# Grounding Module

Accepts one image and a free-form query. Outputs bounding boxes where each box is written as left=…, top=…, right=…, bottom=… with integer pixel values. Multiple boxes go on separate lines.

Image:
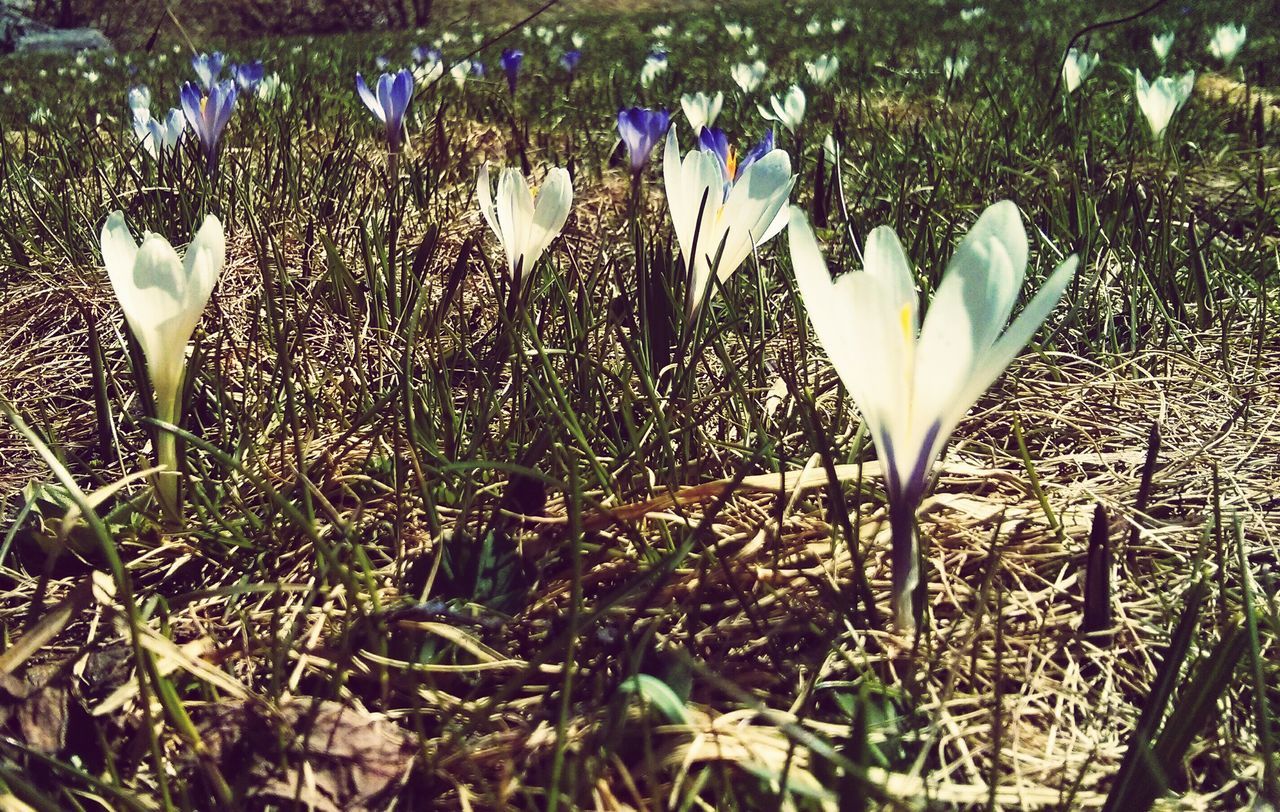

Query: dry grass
left=3, top=247, right=1274, bottom=805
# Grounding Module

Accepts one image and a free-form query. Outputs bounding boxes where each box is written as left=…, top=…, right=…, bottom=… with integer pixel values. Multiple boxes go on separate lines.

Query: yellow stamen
left=726, top=146, right=738, bottom=180
left=199, top=96, right=208, bottom=115
left=899, top=302, right=912, bottom=340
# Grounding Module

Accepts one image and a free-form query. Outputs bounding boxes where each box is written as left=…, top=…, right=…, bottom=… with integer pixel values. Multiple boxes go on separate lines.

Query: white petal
left=712, top=149, right=794, bottom=282
left=476, top=164, right=500, bottom=239
left=863, top=225, right=916, bottom=332
left=788, top=209, right=910, bottom=465
left=525, top=167, right=572, bottom=273
left=129, top=235, right=190, bottom=412
left=101, top=211, right=139, bottom=298
left=681, top=150, right=729, bottom=314
left=180, top=215, right=225, bottom=329
left=951, top=255, right=1079, bottom=419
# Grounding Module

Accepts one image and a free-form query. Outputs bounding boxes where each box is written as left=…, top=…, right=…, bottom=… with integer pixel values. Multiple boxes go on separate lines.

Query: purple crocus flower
left=180, top=79, right=237, bottom=171
left=501, top=49, right=523, bottom=94
left=560, top=49, right=581, bottom=73
left=191, top=52, right=224, bottom=90
left=231, top=60, right=264, bottom=93
left=617, top=107, right=670, bottom=175
left=412, top=45, right=441, bottom=64
left=698, top=126, right=729, bottom=160
left=355, top=69, right=415, bottom=152
left=696, top=127, right=777, bottom=198
left=471, top=61, right=486, bottom=77
left=735, top=129, right=775, bottom=179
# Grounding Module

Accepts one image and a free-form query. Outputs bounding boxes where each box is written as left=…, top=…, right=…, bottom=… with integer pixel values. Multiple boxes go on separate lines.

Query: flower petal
left=951, top=254, right=1079, bottom=421
left=525, top=167, right=573, bottom=273
left=355, top=73, right=382, bottom=120
left=863, top=225, right=917, bottom=331
left=477, top=164, right=500, bottom=239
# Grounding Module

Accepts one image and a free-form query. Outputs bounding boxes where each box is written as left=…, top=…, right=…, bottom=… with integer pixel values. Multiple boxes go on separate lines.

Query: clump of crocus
left=230, top=60, right=264, bottom=93
left=412, top=57, right=444, bottom=87
left=134, top=109, right=185, bottom=160
left=355, top=69, right=415, bottom=152
left=731, top=60, right=767, bottom=94
left=412, top=45, right=441, bottom=65
left=191, top=51, right=224, bottom=89
left=476, top=164, right=573, bottom=293
left=758, top=85, right=805, bottom=134
left=617, top=107, right=671, bottom=178
left=560, top=49, right=582, bottom=75
left=501, top=49, right=523, bottom=95
left=101, top=211, right=226, bottom=520
left=944, top=55, right=970, bottom=83
left=680, top=91, right=722, bottom=133
left=127, top=85, right=183, bottom=159
left=1062, top=48, right=1100, bottom=94
left=127, top=85, right=150, bottom=124
left=257, top=72, right=289, bottom=103
left=806, top=54, right=839, bottom=86
left=1207, top=23, right=1246, bottom=67
left=640, top=50, right=668, bottom=88
left=787, top=202, right=1078, bottom=630
left=450, top=60, right=472, bottom=89
left=663, top=125, right=794, bottom=319
left=1135, top=69, right=1195, bottom=142
left=180, top=79, right=237, bottom=171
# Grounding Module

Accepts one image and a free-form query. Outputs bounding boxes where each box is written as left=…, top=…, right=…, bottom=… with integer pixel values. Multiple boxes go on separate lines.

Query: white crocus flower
left=806, top=54, right=839, bottom=86
left=1062, top=49, right=1100, bottom=94
left=572, top=32, right=586, bottom=48
left=1135, top=69, right=1195, bottom=142
left=640, top=52, right=669, bottom=88
left=725, top=22, right=744, bottom=39
left=450, top=59, right=471, bottom=88
left=476, top=165, right=573, bottom=291
left=959, top=6, right=985, bottom=21
left=127, top=85, right=151, bottom=124
left=758, top=85, right=805, bottom=133
left=680, top=91, right=723, bottom=133
left=788, top=202, right=1078, bottom=630
left=662, top=126, right=794, bottom=319
left=1151, top=32, right=1174, bottom=63
left=822, top=133, right=838, bottom=167
left=101, top=212, right=226, bottom=518
left=257, top=73, right=290, bottom=103
left=413, top=58, right=444, bottom=87
left=830, top=18, right=846, bottom=33
left=806, top=18, right=822, bottom=35
left=133, top=108, right=184, bottom=159
left=651, top=24, right=673, bottom=40
left=731, top=60, right=767, bottom=94
left=1207, top=24, right=1246, bottom=66
left=944, top=55, right=970, bottom=83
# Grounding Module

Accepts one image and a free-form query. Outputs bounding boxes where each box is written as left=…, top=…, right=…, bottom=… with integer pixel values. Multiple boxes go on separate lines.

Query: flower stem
left=889, top=498, right=920, bottom=632
left=154, top=395, right=181, bottom=522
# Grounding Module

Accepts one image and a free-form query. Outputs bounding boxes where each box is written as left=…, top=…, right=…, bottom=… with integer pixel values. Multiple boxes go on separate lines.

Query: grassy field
left=0, top=0, right=1277, bottom=808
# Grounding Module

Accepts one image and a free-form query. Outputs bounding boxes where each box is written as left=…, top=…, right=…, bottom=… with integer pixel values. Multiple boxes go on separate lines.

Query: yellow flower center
left=725, top=146, right=738, bottom=180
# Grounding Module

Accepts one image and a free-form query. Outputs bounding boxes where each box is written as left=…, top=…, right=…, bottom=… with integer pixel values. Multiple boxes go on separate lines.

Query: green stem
left=154, top=392, right=181, bottom=522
